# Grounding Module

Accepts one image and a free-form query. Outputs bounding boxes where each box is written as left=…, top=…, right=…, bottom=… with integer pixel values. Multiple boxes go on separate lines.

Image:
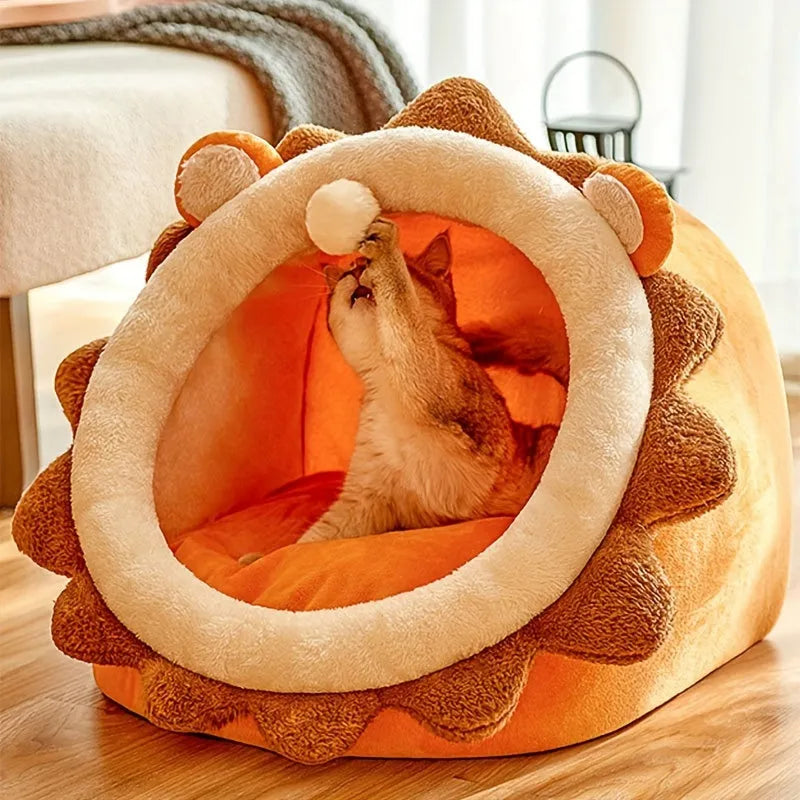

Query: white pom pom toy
left=305, top=179, right=381, bottom=255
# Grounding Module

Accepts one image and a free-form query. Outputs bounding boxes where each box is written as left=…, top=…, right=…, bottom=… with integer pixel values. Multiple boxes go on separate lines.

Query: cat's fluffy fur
left=297, top=219, right=562, bottom=543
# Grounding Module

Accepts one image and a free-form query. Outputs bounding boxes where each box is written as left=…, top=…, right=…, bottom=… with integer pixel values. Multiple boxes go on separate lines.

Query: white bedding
left=0, top=42, right=271, bottom=295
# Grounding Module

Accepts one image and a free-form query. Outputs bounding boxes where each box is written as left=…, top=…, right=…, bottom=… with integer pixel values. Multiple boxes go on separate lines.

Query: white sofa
left=0, top=42, right=272, bottom=503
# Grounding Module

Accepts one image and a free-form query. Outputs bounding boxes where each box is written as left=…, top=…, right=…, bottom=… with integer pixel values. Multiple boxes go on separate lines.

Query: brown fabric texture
left=276, top=124, right=346, bottom=162
left=379, top=628, right=535, bottom=741
left=14, top=262, right=734, bottom=763
left=13, top=339, right=107, bottom=576
left=142, top=660, right=250, bottom=732
left=250, top=689, right=381, bottom=765
left=643, top=270, right=724, bottom=398
left=11, top=450, right=83, bottom=577
left=54, top=338, right=107, bottom=432
left=619, top=391, right=736, bottom=527
left=385, top=77, right=599, bottom=188
left=142, top=659, right=381, bottom=764
left=52, top=572, right=153, bottom=668
left=537, top=530, right=673, bottom=664
left=146, top=222, right=192, bottom=282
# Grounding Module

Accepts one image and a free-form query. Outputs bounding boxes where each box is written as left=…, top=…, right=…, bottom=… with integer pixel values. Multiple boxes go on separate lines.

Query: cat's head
left=325, top=229, right=456, bottom=375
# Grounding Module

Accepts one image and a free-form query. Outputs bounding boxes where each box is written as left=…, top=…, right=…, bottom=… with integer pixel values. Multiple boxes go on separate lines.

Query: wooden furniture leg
left=1, top=294, right=39, bottom=506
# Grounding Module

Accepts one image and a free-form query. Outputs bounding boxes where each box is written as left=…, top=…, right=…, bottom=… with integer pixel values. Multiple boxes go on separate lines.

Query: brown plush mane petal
left=13, top=339, right=107, bottom=574
left=384, top=78, right=599, bottom=188
left=52, top=573, right=153, bottom=668
left=618, top=391, right=736, bottom=527
left=142, top=661, right=249, bottom=732
left=380, top=628, right=536, bottom=742
left=250, top=690, right=380, bottom=765
left=537, top=530, right=673, bottom=663
left=146, top=221, right=192, bottom=282
left=276, top=124, right=346, bottom=162
left=644, top=271, right=724, bottom=398
left=55, top=338, right=107, bottom=431
left=12, top=450, right=83, bottom=577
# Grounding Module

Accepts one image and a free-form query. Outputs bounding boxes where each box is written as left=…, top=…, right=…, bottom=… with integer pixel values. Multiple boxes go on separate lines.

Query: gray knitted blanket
left=0, top=0, right=418, bottom=138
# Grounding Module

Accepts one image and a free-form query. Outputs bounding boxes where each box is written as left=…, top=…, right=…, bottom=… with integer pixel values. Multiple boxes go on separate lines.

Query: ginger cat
left=295, top=218, right=565, bottom=543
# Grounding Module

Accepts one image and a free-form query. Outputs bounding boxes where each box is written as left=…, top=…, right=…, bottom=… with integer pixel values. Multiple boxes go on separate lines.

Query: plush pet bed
left=14, top=78, right=792, bottom=764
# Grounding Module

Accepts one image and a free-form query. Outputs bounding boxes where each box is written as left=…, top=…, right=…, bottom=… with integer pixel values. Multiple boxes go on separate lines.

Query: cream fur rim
left=71, top=128, right=653, bottom=693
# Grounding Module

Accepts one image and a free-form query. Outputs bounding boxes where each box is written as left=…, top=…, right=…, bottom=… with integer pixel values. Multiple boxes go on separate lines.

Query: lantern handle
left=541, top=50, right=642, bottom=128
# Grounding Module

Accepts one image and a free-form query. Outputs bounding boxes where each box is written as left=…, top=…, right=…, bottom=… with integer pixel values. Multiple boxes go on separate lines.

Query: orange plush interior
left=153, top=213, right=567, bottom=610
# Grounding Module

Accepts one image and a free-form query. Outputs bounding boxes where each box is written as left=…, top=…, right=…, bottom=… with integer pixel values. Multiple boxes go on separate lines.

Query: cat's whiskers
left=295, top=263, right=328, bottom=279
left=290, top=289, right=333, bottom=301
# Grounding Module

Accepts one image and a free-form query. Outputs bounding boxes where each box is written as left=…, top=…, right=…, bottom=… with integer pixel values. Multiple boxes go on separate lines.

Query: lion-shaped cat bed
left=13, top=78, right=791, bottom=764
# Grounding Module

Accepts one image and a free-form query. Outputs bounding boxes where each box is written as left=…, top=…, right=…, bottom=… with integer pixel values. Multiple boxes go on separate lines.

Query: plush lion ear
left=581, top=162, right=675, bottom=277
left=174, top=131, right=283, bottom=227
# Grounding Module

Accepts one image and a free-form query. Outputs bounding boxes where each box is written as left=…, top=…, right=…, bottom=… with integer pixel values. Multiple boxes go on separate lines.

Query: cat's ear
left=417, top=231, right=453, bottom=277
left=322, top=263, right=344, bottom=290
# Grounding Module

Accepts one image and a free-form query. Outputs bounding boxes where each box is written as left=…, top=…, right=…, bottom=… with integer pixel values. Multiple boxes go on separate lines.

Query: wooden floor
left=1, top=267, right=799, bottom=799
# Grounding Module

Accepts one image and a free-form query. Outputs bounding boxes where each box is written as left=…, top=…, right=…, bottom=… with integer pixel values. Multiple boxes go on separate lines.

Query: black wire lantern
left=541, top=51, right=683, bottom=198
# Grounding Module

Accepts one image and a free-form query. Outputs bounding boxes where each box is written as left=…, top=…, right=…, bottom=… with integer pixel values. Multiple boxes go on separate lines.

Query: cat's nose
left=348, top=259, right=368, bottom=282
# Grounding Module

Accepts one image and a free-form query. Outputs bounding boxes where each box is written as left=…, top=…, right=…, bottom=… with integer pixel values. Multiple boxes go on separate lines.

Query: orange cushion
left=171, top=472, right=512, bottom=610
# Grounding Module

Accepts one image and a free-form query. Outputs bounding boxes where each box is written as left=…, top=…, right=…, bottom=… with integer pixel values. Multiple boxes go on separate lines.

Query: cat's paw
left=359, top=218, right=398, bottom=261
left=359, top=219, right=407, bottom=296
left=296, top=526, right=335, bottom=544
